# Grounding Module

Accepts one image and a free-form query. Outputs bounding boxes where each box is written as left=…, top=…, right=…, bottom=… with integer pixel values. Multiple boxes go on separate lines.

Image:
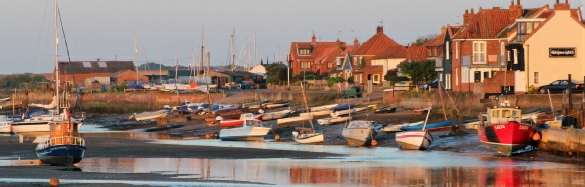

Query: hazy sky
left=0, top=0, right=579, bottom=74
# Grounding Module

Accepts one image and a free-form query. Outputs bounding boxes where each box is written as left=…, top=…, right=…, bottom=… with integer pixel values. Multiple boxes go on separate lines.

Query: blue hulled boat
left=331, top=104, right=355, bottom=111
left=36, top=121, right=86, bottom=166
left=400, top=120, right=453, bottom=132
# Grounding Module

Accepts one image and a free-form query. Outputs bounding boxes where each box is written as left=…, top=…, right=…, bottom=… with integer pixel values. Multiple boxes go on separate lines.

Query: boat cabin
left=243, top=119, right=264, bottom=127
left=484, top=107, right=522, bottom=125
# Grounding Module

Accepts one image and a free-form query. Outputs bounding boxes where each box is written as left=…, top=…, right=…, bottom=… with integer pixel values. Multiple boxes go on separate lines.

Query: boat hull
left=277, top=115, right=313, bottom=126
left=36, top=145, right=85, bottom=166
left=294, top=133, right=324, bottom=144
left=341, top=128, right=374, bottom=146
left=396, top=131, right=433, bottom=150
left=134, top=110, right=169, bottom=121
left=317, top=116, right=351, bottom=125
left=219, top=127, right=271, bottom=141
left=478, top=121, right=536, bottom=156
left=262, top=110, right=292, bottom=121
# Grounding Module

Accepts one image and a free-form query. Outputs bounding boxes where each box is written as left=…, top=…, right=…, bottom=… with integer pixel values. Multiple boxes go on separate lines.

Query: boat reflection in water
left=74, top=157, right=585, bottom=186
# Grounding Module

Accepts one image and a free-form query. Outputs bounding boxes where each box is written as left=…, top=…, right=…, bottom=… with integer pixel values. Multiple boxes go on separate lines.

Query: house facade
left=57, top=60, right=145, bottom=87
left=448, top=5, right=519, bottom=92
left=507, top=1, right=585, bottom=91
left=351, top=26, right=407, bottom=85
left=288, top=34, right=349, bottom=77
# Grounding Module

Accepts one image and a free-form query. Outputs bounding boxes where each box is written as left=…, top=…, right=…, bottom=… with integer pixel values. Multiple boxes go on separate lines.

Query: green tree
left=413, top=34, right=438, bottom=46
left=397, top=60, right=437, bottom=84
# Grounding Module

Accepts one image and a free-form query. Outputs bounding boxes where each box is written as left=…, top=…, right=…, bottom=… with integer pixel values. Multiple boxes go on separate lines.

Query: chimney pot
left=471, top=8, right=475, bottom=14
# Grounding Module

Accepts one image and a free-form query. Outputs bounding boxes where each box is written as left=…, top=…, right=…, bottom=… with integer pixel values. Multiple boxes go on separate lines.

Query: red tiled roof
left=289, top=41, right=341, bottom=61
left=405, top=46, right=428, bottom=62
left=352, top=32, right=403, bottom=57
left=353, top=65, right=382, bottom=74
left=376, top=46, right=407, bottom=59
left=423, top=33, right=445, bottom=47
left=314, top=47, right=336, bottom=63
left=454, top=9, right=511, bottom=39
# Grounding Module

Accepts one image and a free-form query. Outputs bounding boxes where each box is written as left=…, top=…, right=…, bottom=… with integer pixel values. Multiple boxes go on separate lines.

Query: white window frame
left=513, top=49, right=518, bottom=64
left=455, top=42, right=459, bottom=59
left=473, top=41, right=487, bottom=64
left=534, top=72, right=539, bottom=84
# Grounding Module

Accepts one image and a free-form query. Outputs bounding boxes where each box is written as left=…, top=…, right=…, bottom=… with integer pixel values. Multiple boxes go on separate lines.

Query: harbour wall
left=541, top=128, right=585, bottom=156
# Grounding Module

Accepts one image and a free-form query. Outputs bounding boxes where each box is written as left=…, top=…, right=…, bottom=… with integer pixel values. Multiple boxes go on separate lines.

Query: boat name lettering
left=494, top=125, right=505, bottom=130
left=519, top=125, right=529, bottom=130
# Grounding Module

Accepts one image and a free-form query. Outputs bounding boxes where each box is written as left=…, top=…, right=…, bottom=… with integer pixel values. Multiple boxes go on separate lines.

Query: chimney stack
left=311, top=33, right=316, bottom=43
left=554, top=0, right=571, bottom=10
left=509, top=0, right=523, bottom=23
left=463, top=9, right=476, bottom=25
left=376, top=26, right=383, bottom=34
left=353, top=38, right=359, bottom=47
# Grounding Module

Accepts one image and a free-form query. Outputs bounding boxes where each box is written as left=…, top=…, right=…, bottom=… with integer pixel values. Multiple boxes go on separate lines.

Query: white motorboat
left=0, top=116, right=12, bottom=133
left=263, top=101, right=290, bottom=109
left=317, top=116, right=352, bottom=125
left=131, top=109, right=169, bottom=121
left=341, top=120, right=376, bottom=146
left=381, top=121, right=424, bottom=133
left=12, top=110, right=82, bottom=134
left=310, top=104, right=338, bottom=112
left=262, top=109, right=293, bottom=121
left=395, top=131, right=433, bottom=150
left=219, top=119, right=271, bottom=141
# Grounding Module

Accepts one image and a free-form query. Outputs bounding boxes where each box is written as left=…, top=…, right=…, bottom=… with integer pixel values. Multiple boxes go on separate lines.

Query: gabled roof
left=59, top=61, right=135, bottom=74
left=289, top=40, right=346, bottom=61
left=353, top=65, right=382, bottom=74
left=454, top=9, right=511, bottom=39
left=423, top=32, right=445, bottom=47
left=352, top=27, right=405, bottom=58
left=405, top=46, right=428, bottom=62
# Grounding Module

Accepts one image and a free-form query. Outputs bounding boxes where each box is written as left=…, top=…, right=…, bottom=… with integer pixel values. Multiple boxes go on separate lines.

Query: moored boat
left=262, top=109, right=294, bottom=121
left=396, top=131, right=433, bottom=150
left=400, top=120, right=452, bottom=132
left=131, top=109, right=169, bottom=121
left=219, top=113, right=263, bottom=128
left=300, top=110, right=332, bottom=118
left=36, top=120, right=86, bottom=166
left=0, top=116, right=13, bottom=133
left=219, top=119, right=271, bottom=141
left=310, top=104, right=338, bottom=112
left=477, top=103, right=539, bottom=156
left=317, top=116, right=352, bottom=125
left=277, top=114, right=313, bottom=126
left=341, top=120, right=376, bottom=146
left=382, top=121, right=424, bottom=132
left=263, top=100, right=290, bottom=109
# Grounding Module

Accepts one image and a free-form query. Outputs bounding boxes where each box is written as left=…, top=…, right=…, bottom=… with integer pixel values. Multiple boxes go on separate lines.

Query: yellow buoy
left=49, top=178, right=60, bottom=187
left=371, top=140, right=378, bottom=146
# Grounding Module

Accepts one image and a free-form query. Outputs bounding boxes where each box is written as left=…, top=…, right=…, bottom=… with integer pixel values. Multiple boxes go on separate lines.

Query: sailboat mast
left=230, top=28, right=235, bottom=71
left=54, top=0, right=60, bottom=111
left=133, top=33, right=139, bottom=85
left=200, top=26, right=205, bottom=77
left=300, top=82, right=315, bottom=134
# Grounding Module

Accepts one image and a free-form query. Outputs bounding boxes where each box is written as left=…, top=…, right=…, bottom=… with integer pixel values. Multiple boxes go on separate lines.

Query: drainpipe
left=526, top=44, right=530, bottom=93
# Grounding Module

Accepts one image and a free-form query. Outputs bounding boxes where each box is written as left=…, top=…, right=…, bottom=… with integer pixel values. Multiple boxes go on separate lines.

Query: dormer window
left=299, top=48, right=311, bottom=56
left=517, top=20, right=541, bottom=42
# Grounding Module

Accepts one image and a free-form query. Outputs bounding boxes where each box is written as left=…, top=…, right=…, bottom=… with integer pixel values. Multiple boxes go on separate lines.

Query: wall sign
left=549, top=48, right=575, bottom=57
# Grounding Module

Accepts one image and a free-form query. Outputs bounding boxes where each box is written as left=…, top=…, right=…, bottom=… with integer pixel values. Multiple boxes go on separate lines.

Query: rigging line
left=58, top=5, right=80, bottom=111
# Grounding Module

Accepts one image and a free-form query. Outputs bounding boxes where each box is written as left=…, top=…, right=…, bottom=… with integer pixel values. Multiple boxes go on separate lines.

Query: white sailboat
left=292, top=82, right=324, bottom=144
left=395, top=108, right=433, bottom=150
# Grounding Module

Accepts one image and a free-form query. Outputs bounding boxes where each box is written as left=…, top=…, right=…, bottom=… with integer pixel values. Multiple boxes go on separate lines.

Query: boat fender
left=371, top=140, right=378, bottom=146
left=275, top=135, right=281, bottom=141
left=292, top=131, right=299, bottom=138
left=49, top=178, right=60, bottom=187
left=533, top=132, right=541, bottom=141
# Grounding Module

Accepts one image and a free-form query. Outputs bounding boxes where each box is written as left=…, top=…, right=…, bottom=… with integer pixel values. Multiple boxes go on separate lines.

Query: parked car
left=420, top=79, right=438, bottom=89
left=538, top=80, right=584, bottom=94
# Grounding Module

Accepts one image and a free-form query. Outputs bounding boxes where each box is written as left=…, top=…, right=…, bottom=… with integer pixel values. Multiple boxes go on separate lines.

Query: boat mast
left=230, top=28, right=235, bottom=71
left=300, top=82, right=315, bottom=134
left=200, top=25, right=205, bottom=77
left=54, top=0, right=60, bottom=112
left=134, top=33, right=138, bottom=85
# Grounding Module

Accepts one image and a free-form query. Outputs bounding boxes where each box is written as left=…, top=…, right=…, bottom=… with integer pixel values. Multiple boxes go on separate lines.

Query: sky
left=0, top=0, right=581, bottom=74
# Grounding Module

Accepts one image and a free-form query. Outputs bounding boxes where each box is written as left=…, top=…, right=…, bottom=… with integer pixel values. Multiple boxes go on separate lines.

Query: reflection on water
left=73, top=157, right=585, bottom=186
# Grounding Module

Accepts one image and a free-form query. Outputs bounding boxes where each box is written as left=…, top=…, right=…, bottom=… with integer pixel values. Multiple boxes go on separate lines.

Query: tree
left=358, top=58, right=366, bottom=69
left=397, top=60, right=437, bottom=84
left=413, top=34, right=438, bottom=46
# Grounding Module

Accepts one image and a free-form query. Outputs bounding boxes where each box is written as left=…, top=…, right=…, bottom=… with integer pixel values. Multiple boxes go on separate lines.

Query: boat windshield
left=490, top=108, right=521, bottom=124
left=244, top=120, right=262, bottom=127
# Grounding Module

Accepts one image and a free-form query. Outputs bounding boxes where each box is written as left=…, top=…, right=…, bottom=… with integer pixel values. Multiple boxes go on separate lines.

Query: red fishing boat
left=219, top=113, right=263, bottom=128
left=477, top=102, right=540, bottom=156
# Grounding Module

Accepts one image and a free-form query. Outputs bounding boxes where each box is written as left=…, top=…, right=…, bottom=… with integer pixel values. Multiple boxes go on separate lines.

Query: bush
left=527, top=85, right=538, bottom=94
left=347, top=76, right=354, bottom=84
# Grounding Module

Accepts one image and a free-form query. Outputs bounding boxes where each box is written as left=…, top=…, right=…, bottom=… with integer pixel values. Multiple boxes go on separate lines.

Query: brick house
left=57, top=60, right=146, bottom=87
left=288, top=34, right=350, bottom=77
left=111, top=70, right=148, bottom=85
left=351, top=26, right=407, bottom=84
left=448, top=5, right=519, bottom=92
left=438, top=24, right=462, bottom=90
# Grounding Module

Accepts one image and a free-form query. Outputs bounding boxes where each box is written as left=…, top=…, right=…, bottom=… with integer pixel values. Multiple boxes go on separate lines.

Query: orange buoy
left=274, top=135, right=281, bottom=141
left=49, top=178, right=60, bottom=187
left=533, top=133, right=541, bottom=141
left=205, top=134, right=211, bottom=139
left=371, top=140, right=378, bottom=146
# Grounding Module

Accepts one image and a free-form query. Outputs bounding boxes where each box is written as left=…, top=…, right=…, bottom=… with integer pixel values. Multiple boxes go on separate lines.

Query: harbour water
left=1, top=123, right=584, bottom=186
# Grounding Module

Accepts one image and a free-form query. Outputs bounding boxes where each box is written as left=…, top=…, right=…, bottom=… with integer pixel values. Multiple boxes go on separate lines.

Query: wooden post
left=569, top=74, right=572, bottom=117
